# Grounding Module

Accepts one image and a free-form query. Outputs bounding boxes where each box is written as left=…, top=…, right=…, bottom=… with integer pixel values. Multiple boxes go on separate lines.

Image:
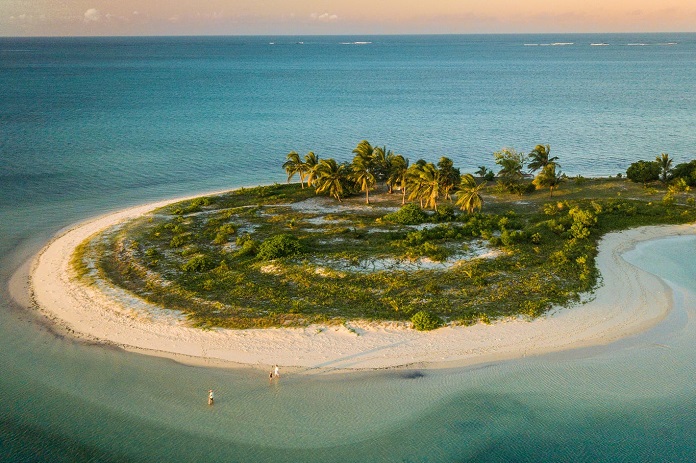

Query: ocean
left=1, top=34, right=696, bottom=462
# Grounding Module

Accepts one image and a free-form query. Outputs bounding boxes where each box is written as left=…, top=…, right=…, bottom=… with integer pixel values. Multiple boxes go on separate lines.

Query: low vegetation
left=71, top=142, right=696, bottom=330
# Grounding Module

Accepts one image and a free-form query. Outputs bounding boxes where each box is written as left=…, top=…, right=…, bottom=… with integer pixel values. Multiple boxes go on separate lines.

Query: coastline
left=27, top=193, right=696, bottom=372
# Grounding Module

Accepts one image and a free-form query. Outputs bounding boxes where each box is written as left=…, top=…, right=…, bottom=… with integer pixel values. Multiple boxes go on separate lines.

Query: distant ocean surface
left=2, top=33, right=696, bottom=212
left=1, top=34, right=696, bottom=462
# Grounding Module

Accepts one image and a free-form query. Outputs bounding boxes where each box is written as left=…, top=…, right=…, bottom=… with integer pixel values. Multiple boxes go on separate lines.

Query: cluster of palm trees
left=282, top=140, right=487, bottom=213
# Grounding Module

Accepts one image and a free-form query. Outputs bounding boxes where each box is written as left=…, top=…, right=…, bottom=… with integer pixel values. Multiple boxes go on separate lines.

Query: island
left=30, top=143, right=696, bottom=370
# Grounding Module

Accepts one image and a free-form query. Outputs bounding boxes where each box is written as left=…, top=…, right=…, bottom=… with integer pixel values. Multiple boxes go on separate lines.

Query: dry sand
left=28, top=195, right=696, bottom=372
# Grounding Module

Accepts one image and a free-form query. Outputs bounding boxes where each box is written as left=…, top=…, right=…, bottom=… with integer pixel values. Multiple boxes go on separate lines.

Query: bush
left=213, top=223, right=236, bottom=245
left=170, top=233, right=191, bottom=248
left=500, top=229, right=526, bottom=246
left=411, top=310, right=443, bottom=331
left=568, top=206, right=596, bottom=240
left=435, top=204, right=455, bottom=222
left=626, top=160, right=660, bottom=185
left=382, top=203, right=428, bottom=225
left=671, top=160, right=696, bottom=186
left=182, top=254, right=215, bottom=272
left=419, top=242, right=450, bottom=261
left=235, top=234, right=258, bottom=257
left=257, top=234, right=302, bottom=261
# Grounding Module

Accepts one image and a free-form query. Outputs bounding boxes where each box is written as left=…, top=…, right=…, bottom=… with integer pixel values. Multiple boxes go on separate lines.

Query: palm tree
left=455, top=174, right=486, bottom=213
left=371, top=146, right=392, bottom=185
left=314, top=159, right=351, bottom=202
left=656, top=152, right=673, bottom=183
left=350, top=155, right=376, bottom=204
left=437, top=156, right=461, bottom=200
left=408, top=162, right=440, bottom=211
left=387, top=155, right=410, bottom=203
left=282, top=151, right=308, bottom=188
left=304, top=151, right=320, bottom=187
left=532, top=162, right=563, bottom=197
left=528, top=144, right=559, bottom=173
left=406, top=160, right=428, bottom=207
left=352, top=140, right=374, bottom=166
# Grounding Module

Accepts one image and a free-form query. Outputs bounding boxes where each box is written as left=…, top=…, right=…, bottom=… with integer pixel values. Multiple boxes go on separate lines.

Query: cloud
left=84, top=8, right=101, bottom=22
left=310, top=13, right=338, bottom=22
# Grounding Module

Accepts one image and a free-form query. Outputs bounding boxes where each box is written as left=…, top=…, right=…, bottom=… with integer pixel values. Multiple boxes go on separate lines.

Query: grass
left=71, top=180, right=696, bottom=329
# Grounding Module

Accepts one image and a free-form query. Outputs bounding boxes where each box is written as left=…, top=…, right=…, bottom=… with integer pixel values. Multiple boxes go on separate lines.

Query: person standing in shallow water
left=269, top=365, right=280, bottom=380
left=208, top=389, right=214, bottom=405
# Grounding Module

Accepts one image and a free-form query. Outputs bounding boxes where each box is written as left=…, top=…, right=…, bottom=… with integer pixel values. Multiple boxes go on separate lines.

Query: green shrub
left=170, top=233, right=191, bottom=248
left=671, top=160, right=696, bottom=186
left=411, top=310, right=443, bottom=331
left=257, top=234, right=302, bottom=260
left=382, top=203, right=428, bottom=225
left=236, top=233, right=253, bottom=246
left=213, top=223, right=237, bottom=244
left=182, top=254, right=215, bottom=272
left=235, top=234, right=258, bottom=257
left=509, top=182, right=536, bottom=196
left=420, top=242, right=450, bottom=261
left=435, top=204, right=455, bottom=222
left=501, top=229, right=526, bottom=246
left=626, top=160, right=660, bottom=185
left=568, top=207, right=596, bottom=240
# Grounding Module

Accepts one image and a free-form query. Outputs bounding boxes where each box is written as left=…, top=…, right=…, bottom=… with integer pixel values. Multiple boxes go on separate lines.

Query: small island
left=70, top=142, right=696, bottom=331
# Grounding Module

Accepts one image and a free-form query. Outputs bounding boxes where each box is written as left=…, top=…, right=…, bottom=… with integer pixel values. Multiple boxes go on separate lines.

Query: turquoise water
left=2, top=34, right=696, bottom=461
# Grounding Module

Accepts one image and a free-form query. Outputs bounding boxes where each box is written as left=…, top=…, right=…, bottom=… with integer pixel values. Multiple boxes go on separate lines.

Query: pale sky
left=1, top=0, right=695, bottom=36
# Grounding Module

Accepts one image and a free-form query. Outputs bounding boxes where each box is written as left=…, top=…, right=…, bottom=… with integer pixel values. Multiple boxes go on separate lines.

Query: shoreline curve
left=27, top=192, right=696, bottom=372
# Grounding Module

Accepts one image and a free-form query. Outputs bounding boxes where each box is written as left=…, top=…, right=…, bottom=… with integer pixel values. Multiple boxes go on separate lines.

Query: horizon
left=2, top=1, right=695, bottom=37
left=2, top=31, right=695, bottom=40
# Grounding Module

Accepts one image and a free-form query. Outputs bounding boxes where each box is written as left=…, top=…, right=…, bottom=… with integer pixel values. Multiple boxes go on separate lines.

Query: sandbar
left=28, top=194, right=696, bottom=371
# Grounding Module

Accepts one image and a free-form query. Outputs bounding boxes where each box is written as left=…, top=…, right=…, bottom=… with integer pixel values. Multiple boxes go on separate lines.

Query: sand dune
left=29, top=196, right=696, bottom=371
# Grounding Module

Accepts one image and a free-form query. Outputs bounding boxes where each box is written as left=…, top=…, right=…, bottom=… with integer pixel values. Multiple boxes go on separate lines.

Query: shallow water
left=2, top=34, right=696, bottom=461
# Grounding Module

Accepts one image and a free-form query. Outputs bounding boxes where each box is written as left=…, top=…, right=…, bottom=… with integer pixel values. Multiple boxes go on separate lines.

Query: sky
left=1, top=0, right=695, bottom=36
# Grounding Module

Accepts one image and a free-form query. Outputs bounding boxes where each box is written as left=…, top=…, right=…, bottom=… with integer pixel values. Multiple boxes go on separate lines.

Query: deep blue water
left=1, top=34, right=696, bottom=462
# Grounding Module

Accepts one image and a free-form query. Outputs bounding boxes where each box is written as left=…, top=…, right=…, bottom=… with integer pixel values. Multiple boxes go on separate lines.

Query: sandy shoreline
left=27, top=194, right=696, bottom=372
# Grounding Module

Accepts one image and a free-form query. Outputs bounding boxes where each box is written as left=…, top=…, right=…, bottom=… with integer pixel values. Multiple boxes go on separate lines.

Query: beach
left=27, top=195, right=695, bottom=372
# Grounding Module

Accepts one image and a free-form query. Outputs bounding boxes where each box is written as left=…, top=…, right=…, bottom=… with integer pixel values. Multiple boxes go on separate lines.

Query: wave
left=590, top=43, right=609, bottom=46
left=340, top=41, right=372, bottom=45
left=525, top=42, right=574, bottom=46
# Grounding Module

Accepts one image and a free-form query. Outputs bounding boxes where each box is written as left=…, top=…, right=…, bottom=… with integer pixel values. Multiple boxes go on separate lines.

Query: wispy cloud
left=310, top=13, right=338, bottom=22
left=84, top=8, right=101, bottom=22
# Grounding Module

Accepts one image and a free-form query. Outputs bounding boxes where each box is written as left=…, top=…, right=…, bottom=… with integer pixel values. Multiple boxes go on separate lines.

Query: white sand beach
left=28, top=195, right=696, bottom=371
